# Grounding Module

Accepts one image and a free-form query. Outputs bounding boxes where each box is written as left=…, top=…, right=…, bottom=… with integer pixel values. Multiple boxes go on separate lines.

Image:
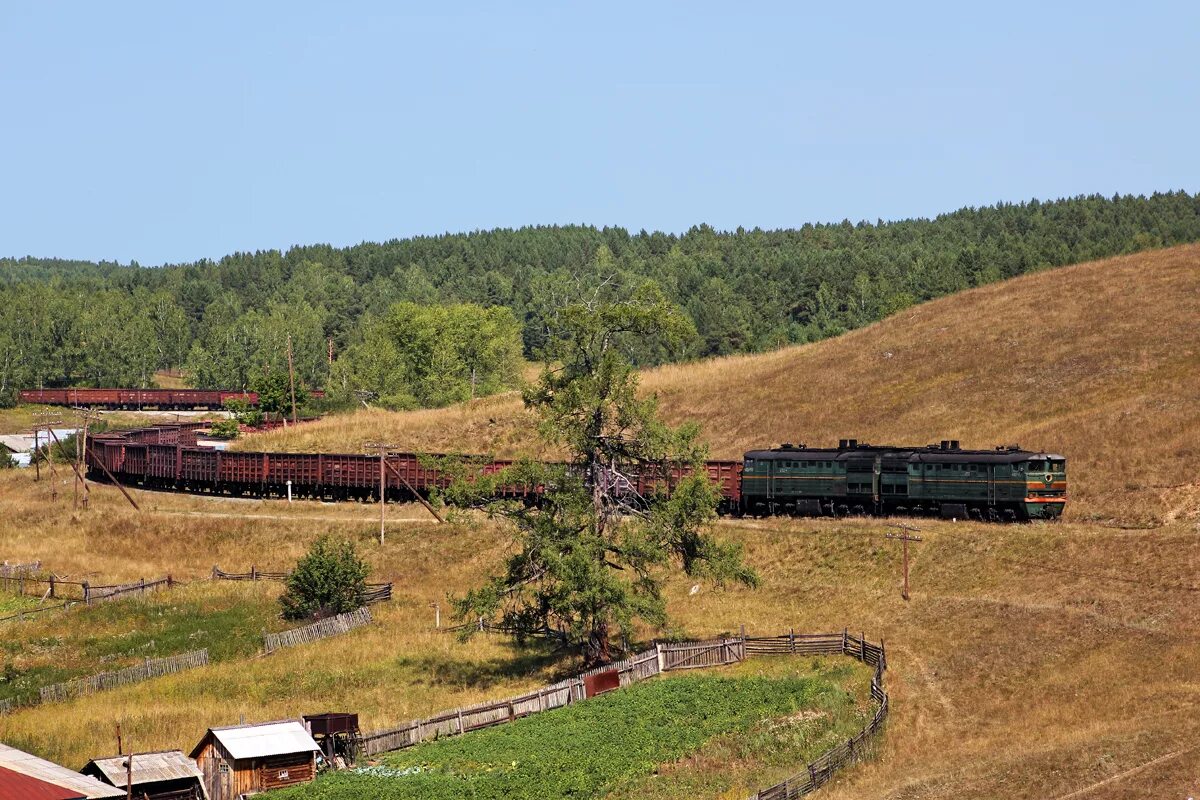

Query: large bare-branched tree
left=445, top=281, right=758, bottom=666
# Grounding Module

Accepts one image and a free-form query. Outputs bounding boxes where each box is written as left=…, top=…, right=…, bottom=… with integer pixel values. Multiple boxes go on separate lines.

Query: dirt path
left=1050, top=747, right=1193, bottom=799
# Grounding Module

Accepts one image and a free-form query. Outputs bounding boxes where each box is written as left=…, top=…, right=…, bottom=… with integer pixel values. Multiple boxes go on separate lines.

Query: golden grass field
left=2, top=245, right=1199, bottom=797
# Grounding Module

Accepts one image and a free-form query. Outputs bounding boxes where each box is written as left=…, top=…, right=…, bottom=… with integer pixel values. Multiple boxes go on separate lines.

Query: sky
left=1, top=1, right=1197, bottom=266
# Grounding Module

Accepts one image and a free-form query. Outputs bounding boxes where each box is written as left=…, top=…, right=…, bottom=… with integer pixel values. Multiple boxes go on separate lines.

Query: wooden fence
left=743, top=631, right=888, bottom=799
left=37, top=649, right=210, bottom=704
left=84, top=576, right=175, bottom=604
left=0, top=565, right=176, bottom=623
left=1, top=649, right=211, bottom=715
left=358, top=627, right=888, bottom=798
left=263, top=608, right=373, bottom=654
left=212, top=565, right=393, bottom=605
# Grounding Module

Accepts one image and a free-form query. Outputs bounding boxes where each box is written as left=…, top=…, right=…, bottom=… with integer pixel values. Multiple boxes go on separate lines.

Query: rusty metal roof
left=190, top=720, right=319, bottom=761
left=0, top=765, right=86, bottom=800
left=82, top=750, right=202, bottom=787
left=0, top=744, right=123, bottom=799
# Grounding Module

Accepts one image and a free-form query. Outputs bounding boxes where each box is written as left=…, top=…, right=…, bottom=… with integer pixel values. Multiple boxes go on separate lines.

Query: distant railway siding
left=20, top=388, right=325, bottom=410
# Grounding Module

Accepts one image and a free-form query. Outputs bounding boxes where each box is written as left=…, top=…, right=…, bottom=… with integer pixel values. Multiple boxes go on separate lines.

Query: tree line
left=2, top=191, right=1198, bottom=407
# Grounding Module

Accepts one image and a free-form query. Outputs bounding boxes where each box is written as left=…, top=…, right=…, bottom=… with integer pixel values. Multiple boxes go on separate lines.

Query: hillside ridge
left=246, top=244, right=1200, bottom=525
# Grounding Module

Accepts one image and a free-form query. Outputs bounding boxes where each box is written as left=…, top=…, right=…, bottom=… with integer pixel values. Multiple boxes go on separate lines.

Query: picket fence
left=263, top=608, right=373, bottom=654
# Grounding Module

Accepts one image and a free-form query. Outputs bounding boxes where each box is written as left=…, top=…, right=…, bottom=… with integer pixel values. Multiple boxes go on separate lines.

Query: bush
left=208, top=418, right=240, bottom=439
left=280, top=536, right=369, bottom=621
left=223, top=397, right=264, bottom=427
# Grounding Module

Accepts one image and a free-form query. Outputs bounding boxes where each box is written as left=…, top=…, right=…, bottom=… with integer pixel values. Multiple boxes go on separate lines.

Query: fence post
left=860, top=631, right=866, bottom=662
left=655, top=642, right=665, bottom=674
left=48, top=575, right=55, bottom=599
left=251, top=565, right=257, bottom=581
left=456, top=708, right=464, bottom=734
left=842, top=627, right=848, bottom=654
left=880, top=637, right=886, bottom=670
left=83, top=580, right=90, bottom=605
left=790, top=627, right=795, bottom=654
left=139, top=577, right=146, bottom=596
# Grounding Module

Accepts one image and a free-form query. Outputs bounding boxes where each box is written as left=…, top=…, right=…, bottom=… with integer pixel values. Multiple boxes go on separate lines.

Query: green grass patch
left=275, top=659, right=871, bottom=800
left=0, top=583, right=285, bottom=704
left=0, top=593, right=41, bottom=617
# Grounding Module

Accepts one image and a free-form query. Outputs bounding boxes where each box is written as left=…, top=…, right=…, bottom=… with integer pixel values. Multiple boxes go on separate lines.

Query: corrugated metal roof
left=0, top=744, right=123, bottom=799
left=82, top=750, right=202, bottom=787
left=190, top=720, right=319, bottom=761
left=0, top=765, right=85, bottom=800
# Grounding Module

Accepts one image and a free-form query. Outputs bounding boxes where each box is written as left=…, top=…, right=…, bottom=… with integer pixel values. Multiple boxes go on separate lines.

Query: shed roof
left=0, top=744, right=123, bottom=799
left=82, top=750, right=202, bottom=787
left=0, top=765, right=86, bottom=800
left=189, top=720, right=319, bottom=761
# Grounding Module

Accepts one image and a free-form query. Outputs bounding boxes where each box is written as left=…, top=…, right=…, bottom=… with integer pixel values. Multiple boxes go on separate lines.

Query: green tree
left=330, top=302, right=522, bottom=409
left=445, top=283, right=757, bottom=666
left=280, top=536, right=369, bottom=620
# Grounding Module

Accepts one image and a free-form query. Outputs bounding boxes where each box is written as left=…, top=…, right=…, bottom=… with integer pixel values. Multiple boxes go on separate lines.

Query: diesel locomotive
left=738, top=439, right=1066, bottom=521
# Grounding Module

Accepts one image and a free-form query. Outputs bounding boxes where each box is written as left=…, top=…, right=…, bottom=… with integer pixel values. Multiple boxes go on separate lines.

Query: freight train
left=84, top=425, right=1066, bottom=521
left=19, top=388, right=324, bottom=410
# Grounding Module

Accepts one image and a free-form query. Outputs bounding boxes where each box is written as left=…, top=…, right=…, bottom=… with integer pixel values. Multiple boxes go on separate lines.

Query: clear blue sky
left=1, top=1, right=1197, bottom=266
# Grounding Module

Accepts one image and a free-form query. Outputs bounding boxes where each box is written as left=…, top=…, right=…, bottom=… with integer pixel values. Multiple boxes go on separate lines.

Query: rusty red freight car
left=20, top=388, right=261, bottom=410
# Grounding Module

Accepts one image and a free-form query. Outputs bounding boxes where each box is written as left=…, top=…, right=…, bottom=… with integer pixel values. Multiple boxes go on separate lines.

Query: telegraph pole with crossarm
left=884, top=523, right=923, bottom=601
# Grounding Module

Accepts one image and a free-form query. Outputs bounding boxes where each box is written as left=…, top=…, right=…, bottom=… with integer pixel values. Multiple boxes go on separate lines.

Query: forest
left=1, top=191, right=1198, bottom=409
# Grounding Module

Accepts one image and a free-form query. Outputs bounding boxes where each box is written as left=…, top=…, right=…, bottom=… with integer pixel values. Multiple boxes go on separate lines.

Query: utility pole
left=73, top=406, right=104, bottom=510
left=364, top=441, right=399, bottom=545
left=32, top=412, right=63, bottom=492
left=884, top=523, right=923, bottom=601
left=286, top=334, right=298, bottom=426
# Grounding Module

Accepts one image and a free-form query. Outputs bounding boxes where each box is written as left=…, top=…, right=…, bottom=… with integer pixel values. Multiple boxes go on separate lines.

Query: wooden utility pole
left=32, top=412, right=63, bottom=491
left=72, top=406, right=102, bottom=510
left=286, top=334, right=298, bottom=426
left=884, top=524, right=923, bottom=601
left=364, top=441, right=399, bottom=545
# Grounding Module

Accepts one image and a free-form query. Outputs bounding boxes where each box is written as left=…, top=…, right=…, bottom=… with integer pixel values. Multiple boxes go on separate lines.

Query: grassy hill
left=247, top=243, right=1200, bottom=527
left=1, top=245, right=1198, bottom=797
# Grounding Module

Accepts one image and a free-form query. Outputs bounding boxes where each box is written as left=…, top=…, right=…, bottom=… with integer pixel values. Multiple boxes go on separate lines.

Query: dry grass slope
left=247, top=244, right=1200, bottom=526
left=2, top=246, right=1198, bottom=797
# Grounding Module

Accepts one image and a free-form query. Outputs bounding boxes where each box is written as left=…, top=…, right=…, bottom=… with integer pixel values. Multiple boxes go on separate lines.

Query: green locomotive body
left=741, top=439, right=1065, bottom=521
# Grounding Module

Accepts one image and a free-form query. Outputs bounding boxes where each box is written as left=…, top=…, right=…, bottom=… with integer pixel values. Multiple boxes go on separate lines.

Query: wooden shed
left=189, top=720, right=319, bottom=800
left=81, top=750, right=207, bottom=800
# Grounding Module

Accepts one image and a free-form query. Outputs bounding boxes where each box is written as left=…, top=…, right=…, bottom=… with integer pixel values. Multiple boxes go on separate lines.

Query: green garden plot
left=276, top=658, right=872, bottom=800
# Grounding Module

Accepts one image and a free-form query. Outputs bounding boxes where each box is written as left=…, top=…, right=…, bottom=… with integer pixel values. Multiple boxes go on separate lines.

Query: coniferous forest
left=1, top=191, right=1198, bottom=408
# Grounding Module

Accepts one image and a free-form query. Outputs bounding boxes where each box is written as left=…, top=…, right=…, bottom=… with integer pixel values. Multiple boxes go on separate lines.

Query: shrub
left=280, top=536, right=369, bottom=621
left=223, top=397, right=264, bottom=427
left=208, top=418, right=240, bottom=439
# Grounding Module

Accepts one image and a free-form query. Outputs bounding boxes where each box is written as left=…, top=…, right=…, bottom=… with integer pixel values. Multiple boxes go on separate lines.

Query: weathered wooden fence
left=263, top=608, right=373, bottom=654
left=84, top=576, right=175, bottom=604
left=360, top=647, right=665, bottom=755
left=37, top=649, right=210, bottom=704
left=359, top=626, right=889, bottom=799
left=213, top=565, right=393, bottom=605
left=1, top=649, right=211, bottom=715
left=743, top=631, right=887, bottom=799
left=1, top=563, right=177, bottom=623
